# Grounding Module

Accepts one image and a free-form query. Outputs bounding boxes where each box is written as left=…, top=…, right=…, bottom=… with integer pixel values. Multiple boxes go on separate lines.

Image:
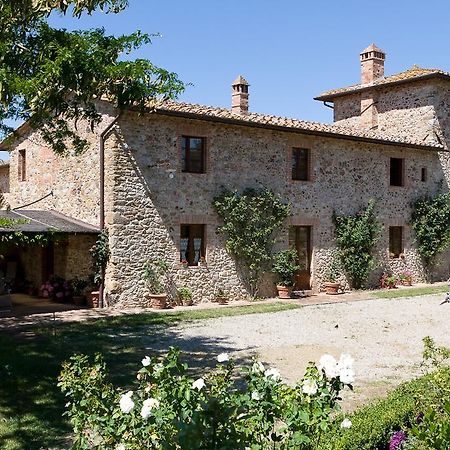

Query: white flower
left=302, top=378, right=318, bottom=395
left=251, top=391, right=261, bottom=401
left=192, top=378, right=206, bottom=390
left=116, top=445, right=125, bottom=450
left=264, top=367, right=282, bottom=381
left=340, top=418, right=352, bottom=429
left=119, top=391, right=134, bottom=414
left=217, top=353, right=229, bottom=363
left=141, top=398, right=160, bottom=419
left=338, top=353, right=354, bottom=371
left=318, top=354, right=339, bottom=379
left=339, top=368, right=355, bottom=384
left=141, top=356, right=151, bottom=367
left=252, top=361, right=265, bottom=373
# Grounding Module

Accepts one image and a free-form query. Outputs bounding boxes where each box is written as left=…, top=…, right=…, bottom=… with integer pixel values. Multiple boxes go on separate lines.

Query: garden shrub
left=333, top=200, right=381, bottom=289
left=213, top=188, right=290, bottom=297
left=411, top=193, right=450, bottom=271
left=59, top=349, right=355, bottom=449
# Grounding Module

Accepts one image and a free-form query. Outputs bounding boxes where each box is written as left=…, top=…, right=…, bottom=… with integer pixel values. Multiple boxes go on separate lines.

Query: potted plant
left=380, top=272, right=398, bottom=289
left=215, top=287, right=228, bottom=305
left=143, top=259, right=170, bottom=309
left=323, top=254, right=341, bottom=295
left=72, top=277, right=88, bottom=306
left=399, top=270, right=413, bottom=286
left=273, top=249, right=301, bottom=299
left=176, top=286, right=193, bottom=306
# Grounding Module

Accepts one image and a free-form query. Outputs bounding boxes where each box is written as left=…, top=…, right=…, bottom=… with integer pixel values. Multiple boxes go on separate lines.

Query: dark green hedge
left=318, top=373, right=437, bottom=450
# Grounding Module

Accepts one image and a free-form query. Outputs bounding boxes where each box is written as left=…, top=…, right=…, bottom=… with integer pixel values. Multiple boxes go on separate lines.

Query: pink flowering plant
left=58, top=348, right=354, bottom=449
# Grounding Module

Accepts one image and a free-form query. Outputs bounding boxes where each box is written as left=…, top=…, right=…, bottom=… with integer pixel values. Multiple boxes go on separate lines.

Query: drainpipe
left=99, top=111, right=122, bottom=308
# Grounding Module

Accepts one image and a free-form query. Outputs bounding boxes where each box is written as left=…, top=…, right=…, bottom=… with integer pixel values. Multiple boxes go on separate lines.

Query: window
left=421, top=167, right=427, bottom=182
left=292, top=148, right=310, bottom=181
left=181, top=136, right=205, bottom=173
left=389, top=226, right=403, bottom=258
left=390, top=157, right=404, bottom=186
left=18, top=149, right=26, bottom=181
left=180, top=224, right=205, bottom=266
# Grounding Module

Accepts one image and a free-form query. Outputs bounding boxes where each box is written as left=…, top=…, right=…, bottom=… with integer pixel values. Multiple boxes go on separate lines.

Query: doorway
left=293, top=226, right=312, bottom=290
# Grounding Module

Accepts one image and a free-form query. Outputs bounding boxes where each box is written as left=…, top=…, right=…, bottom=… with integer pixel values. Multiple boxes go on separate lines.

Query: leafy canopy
left=333, top=200, right=381, bottom=289
left=0, top=0, right=184, bottom=154
left=213, top=188, right=290, bottom=297
left=411, top=193, right=450, bottom=268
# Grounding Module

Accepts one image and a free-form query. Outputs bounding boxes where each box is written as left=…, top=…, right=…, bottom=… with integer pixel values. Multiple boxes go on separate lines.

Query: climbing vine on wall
left=411, top=193, right=450, bottom=269
left=90, top=229, right=110, bottom=286
left=212, top=188, right=290, bottom=297
left=333, top=200, right=381, bottom=289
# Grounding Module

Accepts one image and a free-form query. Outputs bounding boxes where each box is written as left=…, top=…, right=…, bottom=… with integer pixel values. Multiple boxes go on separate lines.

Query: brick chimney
left=360, top=44, right=386, bottom=84
left=231, top=75, right=249, bottom=114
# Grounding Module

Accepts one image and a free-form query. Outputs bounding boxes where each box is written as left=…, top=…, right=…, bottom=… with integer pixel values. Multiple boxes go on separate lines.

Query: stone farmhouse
left=1, top=44, right=449, bottom=306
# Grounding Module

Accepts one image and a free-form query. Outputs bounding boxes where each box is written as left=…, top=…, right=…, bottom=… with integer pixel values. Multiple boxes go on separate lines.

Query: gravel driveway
left=144, top=293, right=450, bottom=410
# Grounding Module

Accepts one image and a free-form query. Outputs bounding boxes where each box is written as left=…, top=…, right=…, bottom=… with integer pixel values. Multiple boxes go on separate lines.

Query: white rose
left=119, top=391, right=134, bottom=414
left=217, top=353, right=229, bottom=363
left=251, top=391, right=261, bottom=401
left=338, top=353, right=354, bottom=371
left=141, top=398, right=160, bottom=419
left=141, top=356, right=151, bottom=367
left=192, top=378, right=205, bottom=390
left=340, top=418, right=352, bottom=429
left=318, top=354, right=339, bottom=379
left=252, top=361, right=265, bottom=373
left=339, top=368, right=355, bottom=385
left=264, top=367, right=282, bottom=382
left=302, top=378, right=318, bottom=396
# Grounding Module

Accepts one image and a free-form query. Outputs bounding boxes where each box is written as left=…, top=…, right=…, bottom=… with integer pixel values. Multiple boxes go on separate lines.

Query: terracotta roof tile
left=153, top=100, right=444, bottom=150
left=315, top=66, right=450, bottom=100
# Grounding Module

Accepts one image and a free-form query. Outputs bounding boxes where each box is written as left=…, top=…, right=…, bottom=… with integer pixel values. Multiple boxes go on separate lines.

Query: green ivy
left=90, top=229, right=109, bottom=286
left=333, top=200, right=381, bottom=289
left=411, top=193, right=450, bottom=269
left=213, top=189, right=290, bottom=297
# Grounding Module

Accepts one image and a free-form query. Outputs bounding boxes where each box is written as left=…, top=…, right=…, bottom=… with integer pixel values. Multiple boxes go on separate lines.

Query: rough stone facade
left=4, top=47, right=450, bottom=305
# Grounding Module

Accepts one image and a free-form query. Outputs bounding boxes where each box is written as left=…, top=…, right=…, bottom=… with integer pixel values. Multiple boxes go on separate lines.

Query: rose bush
left=58, top=348, right=355, bottom=449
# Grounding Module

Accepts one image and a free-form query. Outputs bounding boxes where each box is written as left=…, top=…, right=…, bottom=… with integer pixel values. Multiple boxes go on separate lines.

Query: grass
left=370, top=284, right=449, bottom=299
left=0, top=301, right=300, bottom=450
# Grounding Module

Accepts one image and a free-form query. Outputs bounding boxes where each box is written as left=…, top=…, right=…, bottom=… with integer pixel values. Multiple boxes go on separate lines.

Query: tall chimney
left=360, top=44, right=386, bottom=84
left=231, top=75, right=249, bottom=114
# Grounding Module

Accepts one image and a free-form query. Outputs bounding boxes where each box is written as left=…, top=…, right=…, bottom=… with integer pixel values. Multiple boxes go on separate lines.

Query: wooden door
left=294, top=226, right=312, bottom=290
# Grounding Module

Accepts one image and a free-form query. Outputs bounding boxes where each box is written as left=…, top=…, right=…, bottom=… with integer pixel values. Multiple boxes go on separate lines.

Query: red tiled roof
left=315, top=66, right=450, bottom=100
left=153, top=100, right=444, bottom=150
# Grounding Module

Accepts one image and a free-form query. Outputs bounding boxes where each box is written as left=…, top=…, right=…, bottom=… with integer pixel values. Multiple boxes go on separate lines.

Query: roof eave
left=314, top=72, right=450, bottom=102
left=154, top=108, right=444, bottom=152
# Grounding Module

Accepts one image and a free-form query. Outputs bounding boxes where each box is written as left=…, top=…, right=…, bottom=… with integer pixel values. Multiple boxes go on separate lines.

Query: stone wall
left=103, top=111, right=450, bottom=306
left=6, top=102, right=116, bottom=226
left=0, top=165, right=10, bottom=193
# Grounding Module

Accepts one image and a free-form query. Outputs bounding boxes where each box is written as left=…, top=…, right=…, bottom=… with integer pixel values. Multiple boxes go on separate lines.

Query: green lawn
left=0, top=302, right=300, bottom=450
left=370, top=284, right=449, bottom=299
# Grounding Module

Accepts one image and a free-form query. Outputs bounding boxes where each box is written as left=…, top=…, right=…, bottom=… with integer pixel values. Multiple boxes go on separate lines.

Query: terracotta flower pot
left=323, top=282, right=340, bottom=295
left=88, top=291, right=100, bottom=308
left=276, top=285, right=293, bottom=299
left=216, top=296, right=228, bottom=305
left=150, top=293, right=167, bottom=310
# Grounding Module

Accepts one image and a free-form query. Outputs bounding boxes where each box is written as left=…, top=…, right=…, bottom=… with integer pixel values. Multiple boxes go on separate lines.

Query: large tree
left=0, top=0, right=184, bottom=154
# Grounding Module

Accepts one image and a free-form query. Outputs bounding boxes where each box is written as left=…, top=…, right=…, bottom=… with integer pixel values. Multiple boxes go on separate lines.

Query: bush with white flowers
left=58, top=348, right=355, bottom=449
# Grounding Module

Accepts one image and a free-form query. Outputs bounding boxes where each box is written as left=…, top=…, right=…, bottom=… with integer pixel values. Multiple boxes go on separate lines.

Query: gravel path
left=144, top=294, right=450, bottom=409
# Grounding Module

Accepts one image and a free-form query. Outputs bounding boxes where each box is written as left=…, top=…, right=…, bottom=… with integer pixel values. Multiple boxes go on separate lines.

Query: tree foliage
left=213, top=189, right=290, bottom=297
left=0, top=0, right=184, bottom=154
left=333, top=200, right=381, bottom=289
left=411, top=193, right=450, bottom=268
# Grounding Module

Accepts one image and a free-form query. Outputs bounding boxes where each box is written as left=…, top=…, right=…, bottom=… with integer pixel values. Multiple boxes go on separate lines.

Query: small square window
left=181, top=136, right=205, bottom=173
left=180, top=224, right=206, bottom=266
left=389, top=226, right=403, bottom=258
left=18, top=149, right=26, bottom=181
left=390, top=158, right=404, bottom=186
left=421, top=167, right=427, bottom=182
left=292, top=148, right=310, bottom=181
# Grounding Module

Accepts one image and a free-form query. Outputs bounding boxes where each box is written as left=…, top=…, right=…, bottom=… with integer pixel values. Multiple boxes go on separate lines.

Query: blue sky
left=2, top=0, right=450, bottom=160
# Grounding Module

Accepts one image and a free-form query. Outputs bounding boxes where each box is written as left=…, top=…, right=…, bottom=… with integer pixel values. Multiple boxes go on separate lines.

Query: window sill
left=178, top=263, right=208, bottom=269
